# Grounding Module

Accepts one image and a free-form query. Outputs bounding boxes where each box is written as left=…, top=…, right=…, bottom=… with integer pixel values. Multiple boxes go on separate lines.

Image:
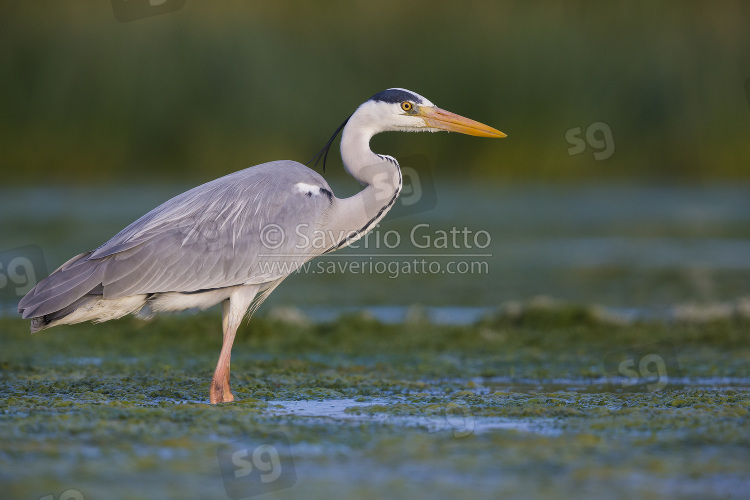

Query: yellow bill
left=419, top=106, right=506, bottom=138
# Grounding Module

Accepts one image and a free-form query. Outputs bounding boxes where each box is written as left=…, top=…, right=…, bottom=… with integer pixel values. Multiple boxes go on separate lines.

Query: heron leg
left=209, top=285, right=257, bottom=404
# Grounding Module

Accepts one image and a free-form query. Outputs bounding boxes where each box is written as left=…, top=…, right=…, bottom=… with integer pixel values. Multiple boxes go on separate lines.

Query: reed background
left=2, top=1, right=749, bottom=186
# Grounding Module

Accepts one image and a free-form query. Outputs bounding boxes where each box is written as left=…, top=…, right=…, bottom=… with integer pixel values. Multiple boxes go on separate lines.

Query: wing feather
left=19, top=161, right=335, bottom=319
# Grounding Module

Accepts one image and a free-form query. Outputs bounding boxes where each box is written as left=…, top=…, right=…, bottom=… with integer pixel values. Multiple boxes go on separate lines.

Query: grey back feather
left=19, top=161, right=334, bottom=319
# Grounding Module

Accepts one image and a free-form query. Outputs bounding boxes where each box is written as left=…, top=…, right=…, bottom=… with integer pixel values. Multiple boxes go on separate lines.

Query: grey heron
left=18, top=88, right=505, bottom=404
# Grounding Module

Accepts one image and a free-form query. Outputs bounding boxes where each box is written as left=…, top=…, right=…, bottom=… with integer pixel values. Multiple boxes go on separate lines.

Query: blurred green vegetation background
left=1, top=1, right=749, bottom=186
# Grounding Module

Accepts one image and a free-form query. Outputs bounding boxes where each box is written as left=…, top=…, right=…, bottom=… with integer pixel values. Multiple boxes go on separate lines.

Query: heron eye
left=401, top=102, right=413, bottom=112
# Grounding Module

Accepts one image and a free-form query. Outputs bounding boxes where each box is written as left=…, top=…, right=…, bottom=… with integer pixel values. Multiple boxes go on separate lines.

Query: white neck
left=325, top=104, right=403, bottom=250
left=340, top=106, right=396, bottom=186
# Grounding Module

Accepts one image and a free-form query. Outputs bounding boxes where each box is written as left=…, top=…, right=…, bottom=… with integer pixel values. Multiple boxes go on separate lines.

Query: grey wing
left=19, top=161, right=334, bottom=318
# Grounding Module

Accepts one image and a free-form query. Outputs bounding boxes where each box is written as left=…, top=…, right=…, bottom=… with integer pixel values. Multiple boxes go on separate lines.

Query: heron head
left=308, top=88, right=505, bottom=171
left=364, top=88, right=506, bottom=138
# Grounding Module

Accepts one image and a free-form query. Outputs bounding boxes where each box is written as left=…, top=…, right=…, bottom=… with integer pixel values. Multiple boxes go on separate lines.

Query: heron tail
left=18, top=251, right=106, bottom=330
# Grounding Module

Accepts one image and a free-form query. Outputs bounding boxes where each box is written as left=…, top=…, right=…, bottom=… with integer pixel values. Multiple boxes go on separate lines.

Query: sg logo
left=0, top=245, right=47, bottom=302
left=389, top=154, right=438, bottom=219
left=358, top=154, right=438, bottom=220
left=420, top=401, right=475, bottom=438
left=603, top=341, right=681, bottom=392
left=565, top=122, right=615, bottom=161
left=218, top=432, right=296, bottom=498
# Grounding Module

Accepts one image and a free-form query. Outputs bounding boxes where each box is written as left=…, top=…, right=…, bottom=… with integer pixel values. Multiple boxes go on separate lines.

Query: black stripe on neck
left=330, top=164, right=402, bottom=251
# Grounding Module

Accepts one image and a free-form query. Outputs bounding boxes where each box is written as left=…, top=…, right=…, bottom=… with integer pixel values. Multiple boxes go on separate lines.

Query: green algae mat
left=1, top=305, right=749, bottom=500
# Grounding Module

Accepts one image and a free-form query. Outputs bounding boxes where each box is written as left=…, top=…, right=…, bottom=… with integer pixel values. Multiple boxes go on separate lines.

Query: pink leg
left=210, top=285, right=257, bottom=404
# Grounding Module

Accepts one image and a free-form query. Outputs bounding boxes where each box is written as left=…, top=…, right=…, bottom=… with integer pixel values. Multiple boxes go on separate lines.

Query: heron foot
left=209, top=378, right=234, bottom=404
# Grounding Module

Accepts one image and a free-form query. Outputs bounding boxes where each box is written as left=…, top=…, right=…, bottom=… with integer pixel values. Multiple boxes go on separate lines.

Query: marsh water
left=3, top=182, right=750, bottom=310
left=2, top=182, right=750, bottom=500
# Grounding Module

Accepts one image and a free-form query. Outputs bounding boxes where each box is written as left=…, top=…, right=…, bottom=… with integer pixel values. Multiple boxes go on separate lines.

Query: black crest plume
left=307, top=115, right=351, bottom=172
